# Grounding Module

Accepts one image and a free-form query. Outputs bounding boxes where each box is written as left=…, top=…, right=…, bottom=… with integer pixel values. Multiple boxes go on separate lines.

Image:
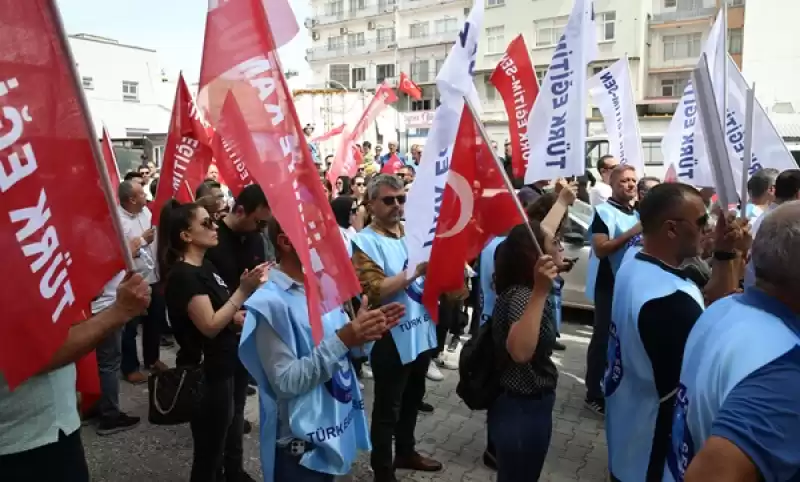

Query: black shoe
left=246, top=385, right=257, bottom=396
left=243, top=420, right=253, bottom=434
left=96, top=413, right=140, bottom=436
left=418, top=401, right=434, bottom=413
left=584, top=398, right=605, bottom=416
left=553, top=341, right=567, bottom=351
left=248, top=375, right=257, bottom=387
left=160, top=336, right=175, bottom=348
left=483, top=449, right=498, bottom=471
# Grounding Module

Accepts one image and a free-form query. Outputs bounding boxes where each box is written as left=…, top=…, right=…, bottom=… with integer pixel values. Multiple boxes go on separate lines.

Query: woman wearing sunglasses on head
left=157, top=200, right=268, bottom=482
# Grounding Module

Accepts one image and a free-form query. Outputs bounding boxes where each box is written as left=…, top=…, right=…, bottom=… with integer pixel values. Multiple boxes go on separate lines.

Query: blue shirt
left=379, top=153, right=407, bottom=167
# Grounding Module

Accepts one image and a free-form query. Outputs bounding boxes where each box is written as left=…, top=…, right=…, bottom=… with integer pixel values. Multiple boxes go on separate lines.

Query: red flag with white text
left=490, top=35, right=539, bottom=180
left=198, top=0, right=361, bottom=344
left=399, top=72, right=423, bottom=100
left=0, top=0, right=127, bottom=388
left=101, top=126, right=120, bottom=199
left=422, top=105, right=524, bottom=321
left=328, top=83, right=398, bottom=184
left=152, top=74, right=213, bottom=221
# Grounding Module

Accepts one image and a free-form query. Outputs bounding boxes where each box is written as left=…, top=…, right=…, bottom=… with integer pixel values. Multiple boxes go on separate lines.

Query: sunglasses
left=200, top=217, right=216, bottom=230
left=380, top=195, right=406, bottom=206
left=350, top=207, right=358, bottom=214
left=354, top=182, right=365, bottom=187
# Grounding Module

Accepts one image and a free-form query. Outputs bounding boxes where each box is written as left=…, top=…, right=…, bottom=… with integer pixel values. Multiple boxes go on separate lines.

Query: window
left=411, top=99, right=432, bottom=111
left=409, top=22, right=429, bottom=38
left=351, top=67, right=366, bottom=88
left=327, top=35, right=344, bottom=51
left=125, top=128, right=149, bottom=137
left=486, top=26, right=504, bottom=54
left=663, top=33, right=702, bottom=60
left=535, top=65, right=548, bottom=83
left=728, top=28, right=743, bottom=54
left=592, top=65, right=604, bottom=75
left=435, top=58, right=446, bottom=75
left=329, top=64, right=350, bottom=87
left=434, top=18, right=458, bottom=34
left=347, top=32, right=365, bottom=48
left=597, top=12, right=615, bottom=41
left=377, top=27, right=395, bottom=47
left=728, top=0, right=743, bottom=5
left=324, top=0, right=344, bottom=15
left=484, top=75, right=496, bottom=102
left=376, top=63, right=395, bottom=82
left=661, top=77, right=688, bottom=97
left=412, top=60, right=430, bottom=82
left=349, top=0, right=366, bottom=12
left=644, top=140, right=664, bottom=166
left=122, top=81, right=139, bottom=102
left=535, top=17, right=568, bottom=47
left=591, top=107, right=601, bottom=118
left=664, top=0, right=676, bottom=6
left=677, top=0, right=699, bottom=9
left=378, top=0, right=396, bottom=11
left=487, top=0, right=505, bottom=5
left=81, top=76, right=94, bottom=90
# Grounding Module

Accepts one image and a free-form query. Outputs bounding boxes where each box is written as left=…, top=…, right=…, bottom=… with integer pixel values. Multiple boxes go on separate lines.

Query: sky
left=56, top=0, right=312, bottom=85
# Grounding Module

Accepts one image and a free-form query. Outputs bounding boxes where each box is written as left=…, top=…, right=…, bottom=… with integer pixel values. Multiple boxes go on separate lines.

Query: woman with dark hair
left=330, top=195, right=359, bottom=255
left=489, top=220, right=561, bottom=482
left=335, top=175, right=353, bottom=197
left=322, top=179, right=333, bottom=202
left=157, top=200, right=267, bottom=482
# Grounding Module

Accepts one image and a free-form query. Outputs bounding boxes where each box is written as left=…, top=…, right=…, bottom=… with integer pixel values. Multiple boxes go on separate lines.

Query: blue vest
left=664, top=289, right=800, bottom=482
left=479, top=236, right=506, bottom=326
left=605, top=255, right=704, bottom=482
left=585, top=202, right=640, bottom=302
left=238, top=275, right=370, bottom=481
left=351, top=227, right=437, bottom=364
left=550, top=276, right=564, bottom=333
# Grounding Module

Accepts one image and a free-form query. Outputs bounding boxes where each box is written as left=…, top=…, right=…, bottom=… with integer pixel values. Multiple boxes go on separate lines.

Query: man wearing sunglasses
left=351, top=174, right=443, bottom=482
left=604, top=183, right=746, bottom=482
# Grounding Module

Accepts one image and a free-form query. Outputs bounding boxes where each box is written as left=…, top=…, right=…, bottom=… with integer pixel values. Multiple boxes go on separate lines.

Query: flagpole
left=740, top=83, right=755, bottom=220
left=463, top=95, right=543, bottom=256
left=721, top=3, right=728, bottom=126
left=47, top=0, right=135, bottom=271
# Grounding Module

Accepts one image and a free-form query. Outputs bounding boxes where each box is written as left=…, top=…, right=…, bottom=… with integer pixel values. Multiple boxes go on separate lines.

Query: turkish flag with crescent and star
left=399, top=72, right=423, bottom=100
left=198, top=0, right=360, bottom=344
left=421, top=104, right=524, bottom=321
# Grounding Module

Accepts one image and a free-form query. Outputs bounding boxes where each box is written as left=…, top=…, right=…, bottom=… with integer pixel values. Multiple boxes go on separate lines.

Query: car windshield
left=568, top=199, right=593, bottom=227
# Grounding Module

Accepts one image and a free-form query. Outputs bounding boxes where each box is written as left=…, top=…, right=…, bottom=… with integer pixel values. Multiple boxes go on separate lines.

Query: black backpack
left=456, top=317, right=506, bottom=410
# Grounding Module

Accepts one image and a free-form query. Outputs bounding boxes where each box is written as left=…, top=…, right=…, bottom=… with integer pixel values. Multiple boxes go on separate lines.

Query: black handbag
left=147, top=365, right=204, bottom=425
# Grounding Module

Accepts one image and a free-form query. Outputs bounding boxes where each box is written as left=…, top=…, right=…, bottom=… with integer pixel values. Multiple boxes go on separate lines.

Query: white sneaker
left=361, top=364, right=373, bottom=379
left=437, top=353, right=459, bottom=371
left=426, top=360, right=445, bottom=381
left=359, top=381, right=365, bottom=390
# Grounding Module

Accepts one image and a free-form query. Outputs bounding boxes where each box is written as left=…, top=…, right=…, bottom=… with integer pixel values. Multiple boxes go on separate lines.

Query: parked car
left=560, top=200, right=594, bottom=311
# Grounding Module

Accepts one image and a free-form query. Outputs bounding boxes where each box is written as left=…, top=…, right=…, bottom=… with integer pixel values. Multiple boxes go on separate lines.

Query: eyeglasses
left=200, top=217, right=216, bottom=230
left=354, top=182, right=365, bottom=187
left=380, top=195, right=406, bottom=206
left=350, top=207, right=358, bottom=214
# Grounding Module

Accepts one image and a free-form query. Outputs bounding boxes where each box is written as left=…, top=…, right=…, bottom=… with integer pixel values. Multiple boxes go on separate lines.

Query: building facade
left=305, top=0, right=749, bottom=175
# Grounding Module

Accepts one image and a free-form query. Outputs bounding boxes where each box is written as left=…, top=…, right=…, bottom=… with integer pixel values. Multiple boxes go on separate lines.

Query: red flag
left=152, top=74, right=213, bottom=221
left=198, top=0, right=361, bottom=344
left=311, top=124, right=346, bottom=143
left=328, top=83, right=398, bottom=183
left=664, top=163, right=678, bottom=183
left=422, top=105, right=525, bottom=321
left=380, top=154, right=404, bottom=175
left=76, top=349, right=101, bottom=414
left=101, top=126, right=120, bottom=199
left=0, top=0, right=126, bottom=388
left=211, top=97, right=257, bottom=197
left=490, top=35, right=539, bottom=180
left=399, top=72, right=423, bottom=100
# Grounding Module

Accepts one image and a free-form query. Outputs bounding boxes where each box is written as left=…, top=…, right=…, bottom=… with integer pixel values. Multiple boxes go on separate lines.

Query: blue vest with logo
left=664, top=289, right=800, bottom=482
left=238, top=277, right=370, bottom=481
left=585, top=202, right=640, bottom=302
left=479, top=236, right=506, bottom=326
left=351, top=227, right=437, bottom=365
left=605, top=255, right=704, bottom=481
left=551, top=276, right=564, bottom=333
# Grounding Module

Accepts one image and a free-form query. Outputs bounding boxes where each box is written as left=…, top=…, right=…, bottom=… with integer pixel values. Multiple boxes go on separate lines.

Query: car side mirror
left=563, top=232, right=586, bottom=246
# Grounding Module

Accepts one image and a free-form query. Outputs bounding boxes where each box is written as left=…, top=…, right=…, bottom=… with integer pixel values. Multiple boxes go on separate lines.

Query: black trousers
left=435, top=297, right=465, bottom=356
left=369, top=333, right=429, bottom=479
left=585, top=287, right=612, bottom=401
left=0, top=429, right=89, bottom=482
left=190, top=361, right=249, bottom=482
left=121, top=284, right=165, bottom=374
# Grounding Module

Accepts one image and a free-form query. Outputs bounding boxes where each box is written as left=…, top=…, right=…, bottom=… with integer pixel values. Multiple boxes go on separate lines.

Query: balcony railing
left=651, top=6, right=717, bottom=24
left=306, top=34, right=454, bottom=61
left=399, top=31, right=459, bottom=49
left=399, top=0, right=467, bottom=11
left=312, top=1, right=396, bottom=25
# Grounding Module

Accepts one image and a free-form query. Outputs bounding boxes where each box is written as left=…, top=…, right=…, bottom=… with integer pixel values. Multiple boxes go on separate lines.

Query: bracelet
left=712, top=251, right=737, bottom=261
left=227, top=299, right=241, bottom=311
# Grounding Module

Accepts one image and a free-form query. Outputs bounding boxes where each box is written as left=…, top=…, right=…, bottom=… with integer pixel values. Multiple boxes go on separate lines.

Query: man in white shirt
left=589, top=155, right=619, bottom=206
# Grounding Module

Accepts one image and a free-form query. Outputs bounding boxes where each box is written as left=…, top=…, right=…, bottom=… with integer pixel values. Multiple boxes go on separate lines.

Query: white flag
left=587, top=57, right=645, bottom=177
left=404, top=0, right=484, bottom=275
left=525, top=0, right=597, bottom=183
left=721, top=55, right=796, bottom=182
left=661, top=11, right=725, bottom=187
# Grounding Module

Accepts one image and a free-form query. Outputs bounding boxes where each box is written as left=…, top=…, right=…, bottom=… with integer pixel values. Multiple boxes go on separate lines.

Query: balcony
left=399, top=0, right=468, bottom=12
left=312, top=1, right=396, bottom=25
left=650, top=6, right=717, bottom=25
left=398, top=31, right=459, bottom=49
left=306, top=38, right=396, bottom=61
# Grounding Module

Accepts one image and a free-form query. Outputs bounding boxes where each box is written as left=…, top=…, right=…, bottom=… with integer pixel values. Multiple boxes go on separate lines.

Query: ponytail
left=156, top=199, right=199, bottom=282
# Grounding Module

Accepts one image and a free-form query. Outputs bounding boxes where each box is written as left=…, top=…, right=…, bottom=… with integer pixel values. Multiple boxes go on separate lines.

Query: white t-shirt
left=589, top=181, right=612, bottom=206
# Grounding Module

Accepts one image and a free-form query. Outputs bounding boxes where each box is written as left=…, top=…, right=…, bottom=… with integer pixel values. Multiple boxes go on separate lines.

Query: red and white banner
left=328, top=83, right=398, bottom=183
left=212, top=93, right=256, bottom=197
left=380, top=154, right=404, bottom=175
left=101, top=125, right=120, bottom=199
left=422, top=105, right=523, bottom=320
left=399, top=72, right=423, bottom=100
left=490, top=35, right=539, bottom=180
left=152, top=74, right=214, bottom=221
left=311, top=124, right=345, bottom=144
left=0, top=0, right=126, bottom=388
left=198, top=0, right=361, bottom=344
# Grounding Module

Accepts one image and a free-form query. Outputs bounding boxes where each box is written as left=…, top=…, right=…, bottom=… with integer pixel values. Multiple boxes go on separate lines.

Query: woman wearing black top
left=157, top=200, right=266, bottom=482
left=489, top=220, right=561, bottom=482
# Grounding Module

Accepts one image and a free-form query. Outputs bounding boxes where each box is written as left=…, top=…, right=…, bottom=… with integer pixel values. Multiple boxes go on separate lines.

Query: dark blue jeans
left=488, top=391, right=556, bottom=482
left=274, top=448, right=334, bottom=482
left=121, top=284, right=164, bottom=375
